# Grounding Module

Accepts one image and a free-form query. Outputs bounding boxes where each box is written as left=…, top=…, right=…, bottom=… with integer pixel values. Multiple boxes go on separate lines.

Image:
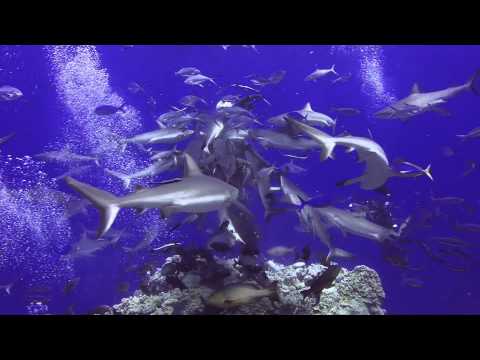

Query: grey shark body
left=124, top=128, right=194, bottom=147
left=65, top=153, right=240, bottom=237
left=279, top=175, right=352, bottom=261
left=249, top=128, right=321, bottom=151
left=374, top=71, right=480, bottom=120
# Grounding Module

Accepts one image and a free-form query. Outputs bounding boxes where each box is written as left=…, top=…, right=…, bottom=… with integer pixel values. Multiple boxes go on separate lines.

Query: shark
left=374, top=70, right=480, bottom=120
left=121, top=126, right=194, bottom=151
left=65, top=153, right=241, bottom=238
left=286, top=117, right=432, bottom=190
left=279, top=175, right=353, bottom=262
left=249, top=128, right=321, bottom=152
left=34, top=148, right=100, bottom=167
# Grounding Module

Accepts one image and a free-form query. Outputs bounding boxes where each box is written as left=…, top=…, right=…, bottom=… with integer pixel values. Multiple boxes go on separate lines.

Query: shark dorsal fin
left=303, top=102, right=313, bottom=112
left=183, top=153, right=203, bottom=177
left=411, top=83, right=421, bottom=94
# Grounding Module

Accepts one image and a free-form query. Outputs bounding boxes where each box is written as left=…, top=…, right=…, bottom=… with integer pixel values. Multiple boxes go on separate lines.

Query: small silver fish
left=0, top=85, right=23, bottom=101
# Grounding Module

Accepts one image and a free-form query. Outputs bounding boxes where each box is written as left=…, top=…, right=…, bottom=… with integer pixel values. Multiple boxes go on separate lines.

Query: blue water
left=1, top=45, right=479, bottom=314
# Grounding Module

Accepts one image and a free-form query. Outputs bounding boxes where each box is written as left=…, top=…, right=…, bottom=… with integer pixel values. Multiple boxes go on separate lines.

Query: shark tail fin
left=65, top=177, right=121, bottom=238
left=467, top=69, right=480, bottom=95
left=331, top=64, right=338, bottom=76
left=424, top=164, right=434, bottom=181
left=105, top=169, right=131, bottom=189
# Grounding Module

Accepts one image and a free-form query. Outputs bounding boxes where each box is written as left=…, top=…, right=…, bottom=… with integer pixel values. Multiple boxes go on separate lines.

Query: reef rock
left=113, top=257, right=386, bottom=315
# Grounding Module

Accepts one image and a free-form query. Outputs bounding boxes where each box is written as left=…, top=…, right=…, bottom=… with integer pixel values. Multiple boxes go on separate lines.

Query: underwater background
left=0, top=44, right=479, bottom=314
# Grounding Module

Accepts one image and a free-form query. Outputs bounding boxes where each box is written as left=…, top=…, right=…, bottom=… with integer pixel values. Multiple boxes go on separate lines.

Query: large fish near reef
left=301, top=265, right=341, bottom=299
left=279, top=175, right=352, bottom=262
left=374, top=70, right=480, bottom=121
left=65, top=153, right=242, bottom=238
left=206, top=282, right=277, bottom=309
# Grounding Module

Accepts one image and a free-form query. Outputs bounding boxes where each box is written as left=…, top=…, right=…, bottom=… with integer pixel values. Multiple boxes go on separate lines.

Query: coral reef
left=113, top=256, right=386, bottom=315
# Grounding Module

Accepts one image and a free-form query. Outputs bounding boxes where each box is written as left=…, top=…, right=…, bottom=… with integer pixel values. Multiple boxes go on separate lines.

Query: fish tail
left=331, top=64, right=338, bottom=76
left=64, top=177, right=121, bottom=238
left=105, top=169, right=131, bottom=189
left=467, top=69, right=480, bottom=95
left=423, top=164, right=434, bottom=181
